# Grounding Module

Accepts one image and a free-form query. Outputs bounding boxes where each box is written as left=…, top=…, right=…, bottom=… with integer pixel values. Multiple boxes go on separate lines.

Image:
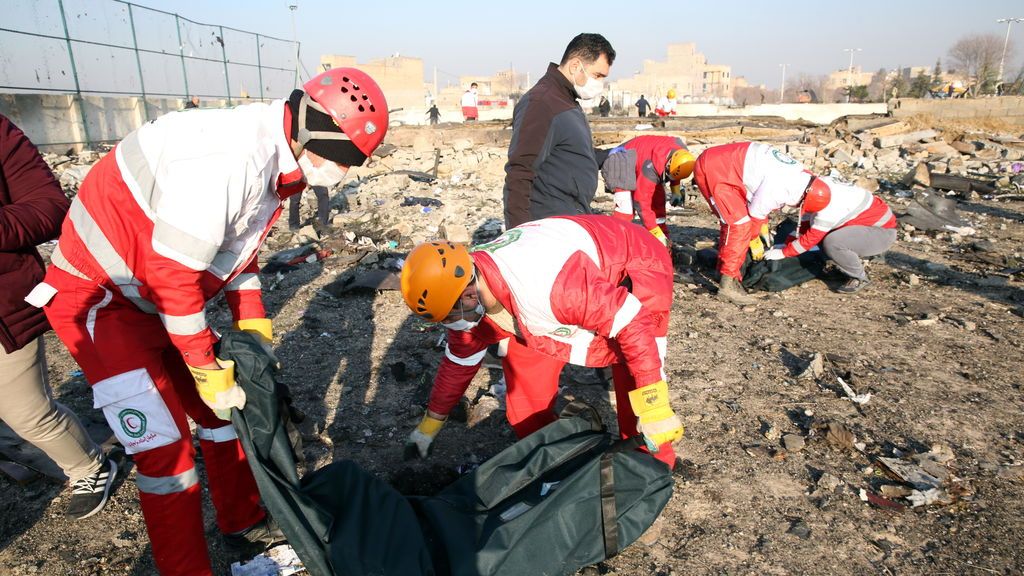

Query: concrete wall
left=888, top=96, right=1024, bottom=123
left=0, top=93, right=235, bottom=152
left=672, top=102, right=887, bottom=125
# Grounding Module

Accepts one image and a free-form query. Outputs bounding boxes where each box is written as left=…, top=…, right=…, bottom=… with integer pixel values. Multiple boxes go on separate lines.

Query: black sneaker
left=223, top=514, right=287, bottom=559
left=836, top=277, right=871, bottom=294
left=65, top=455, right=118, bottom=520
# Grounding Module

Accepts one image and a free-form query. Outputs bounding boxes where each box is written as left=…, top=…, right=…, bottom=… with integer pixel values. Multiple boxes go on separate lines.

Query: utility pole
left=779, top=63, right=788, bottom=103
left=433, top=66, right=438, bottom=102
left=997, top=17, right=1023, bottom=88
left=289, top=3, right=299, bottom=88
left=843, top=48, right=862, bottom=103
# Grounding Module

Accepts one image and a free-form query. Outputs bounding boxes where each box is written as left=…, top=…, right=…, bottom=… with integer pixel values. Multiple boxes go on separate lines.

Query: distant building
left=607, top=43, right=734, bottom=109
left=824, top=65, right=875, bottom=98
left=320, top=54, right=428, bottom=111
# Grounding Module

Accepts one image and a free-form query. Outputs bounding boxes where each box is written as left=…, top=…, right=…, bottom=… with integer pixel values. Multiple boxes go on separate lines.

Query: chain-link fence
left=0, top=0, right=299, bottom=103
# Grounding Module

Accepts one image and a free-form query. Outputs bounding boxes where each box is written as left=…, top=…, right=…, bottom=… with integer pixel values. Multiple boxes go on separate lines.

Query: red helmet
left=802, top=177, right=832, bottom=213
left=301, top=67, right=389, bottom=158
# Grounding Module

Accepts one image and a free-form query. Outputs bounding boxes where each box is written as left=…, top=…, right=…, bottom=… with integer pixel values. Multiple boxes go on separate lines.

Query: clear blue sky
left=93, top=0, right=1024, bottom=88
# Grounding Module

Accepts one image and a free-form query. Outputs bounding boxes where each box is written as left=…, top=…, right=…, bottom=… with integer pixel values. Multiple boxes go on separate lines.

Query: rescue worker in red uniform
left=763, top=175, right=897, bottom=293
left=399, top=215, right=684, bottom=469
left=691, top=142, right=812, bottom=305
left=32, top=68, right=388, bottom=575
left=600, top=135, right=695, bottom=247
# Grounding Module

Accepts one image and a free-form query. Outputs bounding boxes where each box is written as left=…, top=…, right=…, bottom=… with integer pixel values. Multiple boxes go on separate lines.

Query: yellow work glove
left=628, top=380, right=684, bottom=452
left=648, top=226, right=669, bottom=248
left=188, top=359, right=246, bottom=420
left=233, top=318, right=280, bottom=369
left=404, top=412, right=446, bottom=460
left=749, top=224, right=772, bottom=261
left=234, top=318, right=272, bottom=342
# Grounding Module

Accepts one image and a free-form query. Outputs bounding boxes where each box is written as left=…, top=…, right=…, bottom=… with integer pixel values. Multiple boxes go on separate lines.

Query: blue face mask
left=442, top=303, right=485, bottom=331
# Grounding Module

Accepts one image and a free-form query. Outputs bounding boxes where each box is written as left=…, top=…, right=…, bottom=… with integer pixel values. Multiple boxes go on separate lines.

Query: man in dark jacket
left=0, top=114, right=121, bottom=519
left=635, top=95, right=650, bottom=117
left=502, top=33, right=616, bottom=228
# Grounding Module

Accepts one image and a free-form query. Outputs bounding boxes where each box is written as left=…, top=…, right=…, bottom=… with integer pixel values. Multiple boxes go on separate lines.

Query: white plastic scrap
left=907, top=488, right=948, bottom=508
left=837, top=376, right=872, bottom=405
left=231, top=544, right=305, bottom=576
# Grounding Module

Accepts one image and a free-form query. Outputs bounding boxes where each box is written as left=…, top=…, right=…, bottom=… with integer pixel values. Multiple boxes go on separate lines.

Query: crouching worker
left=763, top=176, right=896, bottom=293
left=600, top=135, right=695, bottom=248
left=400, top=215, right=683, bottom=468
left=33, top=67, right=389, bottom=575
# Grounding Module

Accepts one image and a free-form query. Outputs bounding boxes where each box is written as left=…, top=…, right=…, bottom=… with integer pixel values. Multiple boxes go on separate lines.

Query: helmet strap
left=296, top=92, right=352, bottom=146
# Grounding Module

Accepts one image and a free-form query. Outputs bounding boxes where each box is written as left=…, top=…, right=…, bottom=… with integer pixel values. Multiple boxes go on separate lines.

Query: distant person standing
left=597, top=95, right=611, bottom=117
left=426, top=103, right=441, bottom=125
left=502, top=33, right=616, bottom=228
left=461, top=83, right=479, bottom=122
left=635, top=94, right=650, bottom=117
left=184, top=95, right=200, bottom=109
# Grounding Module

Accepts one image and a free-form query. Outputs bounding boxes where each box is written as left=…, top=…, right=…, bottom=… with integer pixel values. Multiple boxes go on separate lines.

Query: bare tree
left=949, top=33, right=1011, bottom=96
left=867, top=68, right=888, bottom=102
left=787, top=73, right=828, bottom=103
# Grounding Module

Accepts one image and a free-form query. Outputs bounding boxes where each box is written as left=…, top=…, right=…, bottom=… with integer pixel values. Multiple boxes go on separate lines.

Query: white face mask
left=442, top=303, right=485, bottom=332
left=573, top=63, right=604, bottom=100
left=298, top=152, right=348, bottom=188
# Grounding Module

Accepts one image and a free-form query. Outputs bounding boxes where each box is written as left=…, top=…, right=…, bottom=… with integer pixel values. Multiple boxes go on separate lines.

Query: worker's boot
left=223, top=513, right=286, bottom=560
left=717, top=275, right=755, bottom=306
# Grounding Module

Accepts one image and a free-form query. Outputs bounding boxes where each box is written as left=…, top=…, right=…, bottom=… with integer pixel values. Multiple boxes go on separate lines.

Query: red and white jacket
left=610, top=135, right=686, bottom=232
left=782, top=177, right=897, bottom=257
left=49, top=100, right=305, bottom=366
left=693, top=142, right=811, bottom=279
left=426, top=215, right=673, bottom=416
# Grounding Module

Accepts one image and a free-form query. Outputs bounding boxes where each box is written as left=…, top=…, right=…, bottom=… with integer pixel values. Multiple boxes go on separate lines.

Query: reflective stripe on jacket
left=52, top=100, right=302, bottom=365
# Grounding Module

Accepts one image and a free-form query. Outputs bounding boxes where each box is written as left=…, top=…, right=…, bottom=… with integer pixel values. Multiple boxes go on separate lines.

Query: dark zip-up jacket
left=503, top=63, right=608, bottom=228
left=0, top=114, right=70, bottom=353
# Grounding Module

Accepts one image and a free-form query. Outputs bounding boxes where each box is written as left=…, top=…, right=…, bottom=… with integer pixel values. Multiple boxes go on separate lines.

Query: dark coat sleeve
left=0, top=116, right=70, bottom=252
left=503, top=97, right=554, bottom=228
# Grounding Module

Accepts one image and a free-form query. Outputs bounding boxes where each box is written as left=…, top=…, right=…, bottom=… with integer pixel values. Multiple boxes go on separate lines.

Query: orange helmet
left=802, top=177, right=832, bottom=213
left=401, top=241, right=474, bottom=321
left=667, top=148, right=696, bottom=180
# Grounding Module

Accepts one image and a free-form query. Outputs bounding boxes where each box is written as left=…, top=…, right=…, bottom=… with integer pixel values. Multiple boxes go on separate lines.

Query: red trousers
left=698, top=185, right=754, bottom=280
left=42, top=267, right=263, bottom=576
left=500, top=339, right=676, bottom=468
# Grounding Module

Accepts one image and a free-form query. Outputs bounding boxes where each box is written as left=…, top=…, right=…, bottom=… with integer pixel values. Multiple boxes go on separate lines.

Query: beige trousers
left=0, top=336, right=102, bottom=481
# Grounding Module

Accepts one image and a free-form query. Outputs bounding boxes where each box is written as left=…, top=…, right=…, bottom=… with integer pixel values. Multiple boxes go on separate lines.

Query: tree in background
left=844, top=85, right=870, bottom=103
left=887, top=67, right=910, bottom=100
left=933, top=58, right=943, bottom=81
left=868, top=68, right=888, bottom=102
left=949, top=33, right=1009, bottom=96
left=787, top=73, right=827, bottom=103
left=907, top=72, right=933, bottom=98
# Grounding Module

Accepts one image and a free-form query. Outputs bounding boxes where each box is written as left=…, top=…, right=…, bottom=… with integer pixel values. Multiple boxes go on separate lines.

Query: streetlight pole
left=779, top=63, right=788, bottom=103
left=289, top=3, right=299, bottom=88
left=843, top=48, right=862, bottom=103
left=997, top=17, right=1023, bottom=88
